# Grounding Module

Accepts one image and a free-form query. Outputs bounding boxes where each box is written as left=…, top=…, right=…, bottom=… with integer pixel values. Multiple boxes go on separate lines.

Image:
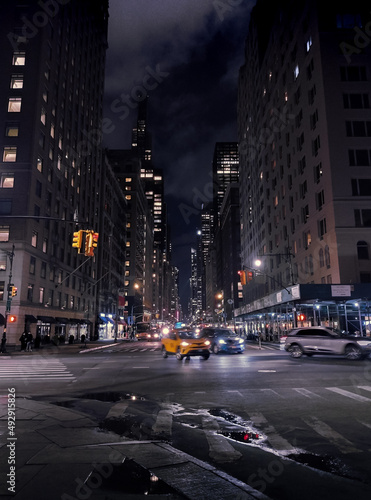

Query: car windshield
left=215, top=329, right=237, bottom=337
left=179, top=331, right=200, bottom=339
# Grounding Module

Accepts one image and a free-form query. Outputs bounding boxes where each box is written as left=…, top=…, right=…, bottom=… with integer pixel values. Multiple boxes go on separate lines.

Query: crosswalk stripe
left=326, top=387, right=371, bottom=402
left=293, top=388, right=322, bottom=398
left=202, top=416, right=242, bottom=463
left=302, top=416, right=358, bottom=454
left=152, top=408, right=173, bottom=436
left=357, top=386, right=371, bottom=392
left=106, top=401, right=129, bottom=418
left=249, top=412, right=296, bottom=453
left=0, top=360, right=75, bottom=381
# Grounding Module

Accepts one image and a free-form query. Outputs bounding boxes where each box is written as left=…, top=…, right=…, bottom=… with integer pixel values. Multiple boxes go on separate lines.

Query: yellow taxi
left=161, top=328, right=210, bottom=360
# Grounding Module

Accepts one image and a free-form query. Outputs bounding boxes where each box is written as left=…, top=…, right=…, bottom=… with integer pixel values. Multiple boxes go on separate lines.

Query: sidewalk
left=0, top=397, right=271, bottom=500
left=3, top=338, right=129, bottom=356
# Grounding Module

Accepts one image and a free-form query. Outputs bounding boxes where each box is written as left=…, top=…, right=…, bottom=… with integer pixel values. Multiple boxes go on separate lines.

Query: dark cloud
left=103, top=0, right=255, bottom=310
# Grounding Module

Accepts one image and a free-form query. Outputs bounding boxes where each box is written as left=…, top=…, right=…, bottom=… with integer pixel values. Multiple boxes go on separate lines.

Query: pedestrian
left=19, top=331, right=27, bottom=351
left=34, top=333, right=41, bottom=349
left=26, top=331, right=33, bottom=352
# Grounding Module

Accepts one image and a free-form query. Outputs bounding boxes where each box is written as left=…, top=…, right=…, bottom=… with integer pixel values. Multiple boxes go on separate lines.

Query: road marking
left=357, top=385, right=371, bottom=392
left=302, top=416, right=358, bottom=454
left=106, top=401, right=129, bottom=418
left=249, top=412, right=296, bottom=453
left=258, top=370, right=277, bottom=372
left=227, top=390, right=243, bottom=397
left=152, top=407, right=173, bottom=436
left=202, top=416, right=242, bottom=463
left=326, top=387, right=371, bottom=403
left=293, top=388, right=322, bottom=398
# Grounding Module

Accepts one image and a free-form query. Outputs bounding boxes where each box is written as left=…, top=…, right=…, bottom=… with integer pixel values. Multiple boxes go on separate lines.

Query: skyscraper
left=237, top=0, right=371, bottom=333
left=0, top=1, right=109, bottom=345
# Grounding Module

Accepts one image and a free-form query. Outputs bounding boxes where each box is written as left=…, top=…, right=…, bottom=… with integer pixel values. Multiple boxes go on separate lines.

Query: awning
left=37, top=316, right=56, bottom=323
left=55, top=317, right=69, bottom=324
left=99, top=316, right=108, bottom=323
left=25, top=314, right=38, bottom=323
left=0, top=314, right=5, bottom=326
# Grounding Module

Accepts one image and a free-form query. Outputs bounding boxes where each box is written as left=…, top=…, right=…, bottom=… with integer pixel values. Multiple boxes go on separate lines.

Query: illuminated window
left=125, top=195, right=131, bottom=200
left=37, top=157, right=43, bottom=172
left=10, top=75, right=23, bottom=88
left=41, top=107, right=46, bottom=125
left=6, top=126, right=19, bottom=137
left=3, top=147, right=17, bottom=162
left=12, top=52, right=25, bottom=65
left=0, top=226, right=10, bottom=242
left=31, top=231, right=38, bottom=248
left=0, top=174, right=14, bottom=188
left=8, top=98, right=22, bottom=112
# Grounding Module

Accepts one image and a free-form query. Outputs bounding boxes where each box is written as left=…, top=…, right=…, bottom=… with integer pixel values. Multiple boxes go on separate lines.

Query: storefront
left=235, top=283, right=371, bottom=340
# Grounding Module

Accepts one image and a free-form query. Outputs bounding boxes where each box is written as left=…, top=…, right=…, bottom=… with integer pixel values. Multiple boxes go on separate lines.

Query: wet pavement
left=0, top=396, right=271, bottom=500
left=1, top=340, right=271, bottom=499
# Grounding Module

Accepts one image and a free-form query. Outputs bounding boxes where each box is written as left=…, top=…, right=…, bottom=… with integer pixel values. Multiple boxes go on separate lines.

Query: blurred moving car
left=283, top=326, right=371, bottom=360
left=200, top=327, right=245, bottom=354
left=161, top=329, right=210, bottom=360
left=135, top=322, right=158, bottom=341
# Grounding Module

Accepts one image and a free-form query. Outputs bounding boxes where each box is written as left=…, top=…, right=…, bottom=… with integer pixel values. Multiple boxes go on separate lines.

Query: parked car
left=283, top=326, right=371, bottom=360
left=200, top=327, right=245, bottom=354
left=161, top=329, right=210, bottom=360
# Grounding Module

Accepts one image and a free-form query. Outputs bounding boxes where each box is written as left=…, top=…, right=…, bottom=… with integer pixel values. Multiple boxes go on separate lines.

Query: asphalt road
left=1, top=341, right=371, bottom=499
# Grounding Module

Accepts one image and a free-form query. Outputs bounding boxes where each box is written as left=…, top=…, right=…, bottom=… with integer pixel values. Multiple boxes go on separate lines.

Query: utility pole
left=1, top=245, right=15, bottom=353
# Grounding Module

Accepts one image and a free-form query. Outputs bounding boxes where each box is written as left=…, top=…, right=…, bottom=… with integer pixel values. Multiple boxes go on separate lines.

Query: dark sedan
left=200, top=327, right=245, bottom=354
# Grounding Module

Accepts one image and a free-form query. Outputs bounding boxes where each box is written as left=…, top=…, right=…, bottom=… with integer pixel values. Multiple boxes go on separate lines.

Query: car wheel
left=212, top=344, right=219, bottom=354
left=202, top=351, right=210, bottom=360
left=306, top=353, right=313, bottom=357
left=344, top=344, right=362, bottom=360
left=176, top=349, right=183, bottom=361
left=289, top=344, right=303, bottom=358
left=161, top=346, right=168, bottom=358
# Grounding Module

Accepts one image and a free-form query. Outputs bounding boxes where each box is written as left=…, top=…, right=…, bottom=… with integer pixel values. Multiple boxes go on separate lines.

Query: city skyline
left=103, top=0, right=255, bottom=306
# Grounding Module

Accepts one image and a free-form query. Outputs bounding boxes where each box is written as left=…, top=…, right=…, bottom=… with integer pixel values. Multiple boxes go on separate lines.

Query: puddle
left=87, top=458, right=186, bottom=497
left=286, top=452, right=364, bottom=481
left=80, top=391, right=145, bottom=402
left=99, top=414, right=149, bottom=440
left=209, top=408, right=243, bottom=425
left=217, top=429, right=260, bottom=443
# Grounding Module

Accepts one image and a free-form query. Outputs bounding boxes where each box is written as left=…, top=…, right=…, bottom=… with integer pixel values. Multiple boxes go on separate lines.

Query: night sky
left=103, top=0, right=255, bottom=310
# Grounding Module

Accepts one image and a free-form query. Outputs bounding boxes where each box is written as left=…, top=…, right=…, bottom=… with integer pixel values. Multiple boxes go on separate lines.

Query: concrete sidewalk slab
left=0, top=398, right=271, bottom=500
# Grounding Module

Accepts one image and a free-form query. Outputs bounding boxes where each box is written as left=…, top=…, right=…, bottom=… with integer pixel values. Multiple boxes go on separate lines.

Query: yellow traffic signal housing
left=238, top=270, right=246, bottom=285
left=72, top=230, right=83, bottom=252
left=11, top=286, right=17, bottom=297
left=92, top=232, right=99, bottom=249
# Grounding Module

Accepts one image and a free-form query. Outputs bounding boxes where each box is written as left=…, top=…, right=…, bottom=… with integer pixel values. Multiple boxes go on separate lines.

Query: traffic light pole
left=1, top=244, right=15, bottom=353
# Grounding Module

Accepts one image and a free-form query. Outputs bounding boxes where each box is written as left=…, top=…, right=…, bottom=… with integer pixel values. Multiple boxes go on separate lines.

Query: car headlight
left=180, top=341, right=189, bottom=346
left=218, top=339, right=226, bottom=344
left=204, top=340, right=210, bottom=346
left=238, top=339, right=244, bottom=344
left=356, top=340, right=371, bottom=346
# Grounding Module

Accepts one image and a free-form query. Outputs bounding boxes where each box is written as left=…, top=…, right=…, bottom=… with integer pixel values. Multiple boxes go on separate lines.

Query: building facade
left=0, top=1, right=108, bottom=346
left=237, top=0, right=371, bottom=337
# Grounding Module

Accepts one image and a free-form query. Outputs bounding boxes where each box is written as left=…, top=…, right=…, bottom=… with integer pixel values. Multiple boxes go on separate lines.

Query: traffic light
left=9, top=315, right=17, bottom=323
left=238, top=270, right=246, bottom=285
left=92, top=232, right=99, bottom=250
left=11, top=286, right=17, bottom=297
left=297, top=313, right=306, bottom=322
left=72, top=230, right=83, bottom=252
left=247, top=271, right=254, bottom=282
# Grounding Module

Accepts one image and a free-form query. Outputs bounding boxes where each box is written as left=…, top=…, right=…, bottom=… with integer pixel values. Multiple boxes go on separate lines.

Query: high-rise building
left=0, top=1, right=108, bottom=346
left=212, top=142, right=239, bottom=222
left=237, top=0, right=371, bottom=335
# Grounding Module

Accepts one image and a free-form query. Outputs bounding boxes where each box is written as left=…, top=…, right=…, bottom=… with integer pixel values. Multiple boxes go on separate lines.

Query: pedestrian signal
left=9, top=315, right=17, bottom=323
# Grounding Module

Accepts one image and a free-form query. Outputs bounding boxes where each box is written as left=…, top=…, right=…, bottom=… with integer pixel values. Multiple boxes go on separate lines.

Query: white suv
left=284, top=327, right=371, bottom=360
